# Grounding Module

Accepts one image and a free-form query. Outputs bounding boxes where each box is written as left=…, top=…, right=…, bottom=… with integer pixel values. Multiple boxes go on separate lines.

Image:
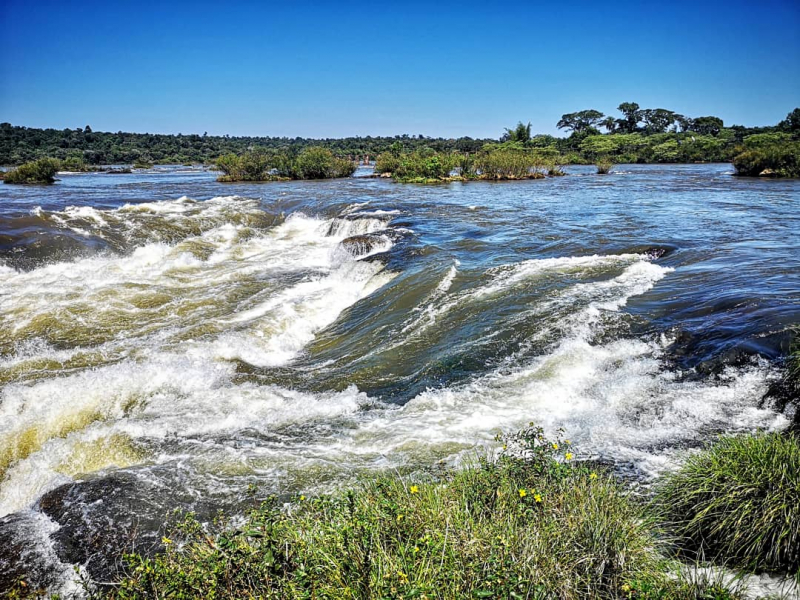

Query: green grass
left=3, top=157, right=61, bottom=184
left=653, top=431, right=800, bottom=580
left=87, top=426, right=743, bottom=599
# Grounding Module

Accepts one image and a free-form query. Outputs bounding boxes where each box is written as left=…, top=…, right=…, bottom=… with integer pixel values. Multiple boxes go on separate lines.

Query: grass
left=653, top=431, right=800, bottom=580
left=3, top=157, right=61, bottom=184
left=42, top=426, right=738, bottom=599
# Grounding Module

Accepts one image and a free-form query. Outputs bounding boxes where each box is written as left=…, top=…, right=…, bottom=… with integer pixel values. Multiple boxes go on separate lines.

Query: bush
left=391, top=149, right=456, bottom=182
left=61, top=155, right=91, bottom=172
left=107, top=427, right=680, bottom=599
left=294, top=146, right=356, bottom=179
left=216, top=147, right=355, bottom=182
left=732, top=142, right=800, bottom=177
left=654, top=432, right=800, bottom=579
left=474, top=148, right=546, bottom=180
left=3, top=157, right=61, bottom=184
left=596, top=158, right=613, bottom=174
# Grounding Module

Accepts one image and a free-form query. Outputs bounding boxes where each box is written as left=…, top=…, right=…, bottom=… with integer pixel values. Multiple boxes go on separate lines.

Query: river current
left=0, top=164, right=798, bottom=593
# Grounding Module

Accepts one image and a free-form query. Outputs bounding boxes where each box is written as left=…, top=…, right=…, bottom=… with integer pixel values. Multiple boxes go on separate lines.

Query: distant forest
left=1, top=104, right=797, bottom=165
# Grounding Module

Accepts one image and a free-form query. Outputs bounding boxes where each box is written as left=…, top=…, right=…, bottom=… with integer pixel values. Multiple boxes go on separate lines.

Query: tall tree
left=640, top=109, right=678, bottom=134
left=503, top=121, right=532, bottom=143
left=689, top=116, right=724, bottom=136
left=778, top=108, right=800, bottom=134
left=557, top=110, right=605, bottom=133
left=616, top=102, right=641, bottom=133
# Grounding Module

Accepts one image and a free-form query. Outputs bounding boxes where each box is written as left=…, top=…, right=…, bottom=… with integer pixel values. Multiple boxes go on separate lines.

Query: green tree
left=502, top=121, right=532, bottom=144
left=556, top=110, right=605, bottom=133
left=689, top=116, right=724, bottom=136
left=615, top=102, right=641, bottom=133
left=778, top=108, right=800, bottom=134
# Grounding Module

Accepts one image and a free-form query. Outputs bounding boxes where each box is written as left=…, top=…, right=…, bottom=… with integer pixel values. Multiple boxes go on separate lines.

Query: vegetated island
left=2, top=104, right=799, bottom=184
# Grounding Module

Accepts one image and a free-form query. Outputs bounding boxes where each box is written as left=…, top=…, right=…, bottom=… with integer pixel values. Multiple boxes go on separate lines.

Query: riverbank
left=12, top=427, right=797, bottom=599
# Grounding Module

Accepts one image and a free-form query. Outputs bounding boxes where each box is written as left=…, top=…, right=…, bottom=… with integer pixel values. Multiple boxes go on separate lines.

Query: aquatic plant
left=596, top=158, right=614, bottom=174
left=653, top=432, right=800, bottom=580
left=132, top=156, right=153, bottom=169
left=2, top=157, right=61, bottom=184
left=98, top=426, right=743, bottom=599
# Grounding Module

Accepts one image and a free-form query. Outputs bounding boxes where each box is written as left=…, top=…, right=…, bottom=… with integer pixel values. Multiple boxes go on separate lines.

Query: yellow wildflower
left=519, top=488, right=527, bottom=498
left=300, top=495, right=306, bottom=501
left=534, top=493, right=542, bottom=503
left=565, top=452, right=573, bottom=460
left=590, top=472, right=598, bottom=480
left=410, top=485, right=419, bottom=494
left=162, top=537, right=172, bottom=545
left=552, top=442, right=559, bottom=450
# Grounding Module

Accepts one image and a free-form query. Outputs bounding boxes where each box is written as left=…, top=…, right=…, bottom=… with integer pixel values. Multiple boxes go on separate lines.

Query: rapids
left=0, top=164, right=798, bottom=593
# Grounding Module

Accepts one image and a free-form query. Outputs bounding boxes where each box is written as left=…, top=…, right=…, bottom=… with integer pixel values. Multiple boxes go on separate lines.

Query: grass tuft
left=653, top=431, right=800, bottom=580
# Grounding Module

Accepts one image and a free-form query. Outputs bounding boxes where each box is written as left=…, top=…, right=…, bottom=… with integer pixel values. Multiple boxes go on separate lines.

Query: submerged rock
left=339, top=234, right=383, bottom=257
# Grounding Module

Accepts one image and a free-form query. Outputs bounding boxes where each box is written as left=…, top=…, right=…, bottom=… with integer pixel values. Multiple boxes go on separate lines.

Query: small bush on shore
left=3, top=157, right=61, bottom=184
left=654, top=432, right=800, bottom=579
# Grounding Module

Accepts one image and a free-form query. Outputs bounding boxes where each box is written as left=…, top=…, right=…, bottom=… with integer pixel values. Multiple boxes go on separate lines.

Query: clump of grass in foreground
left=654, top=431, right=800, bottom=580
left=3, top=157, right=61, bottom=184
left=100, top=426, right=740, bottom=600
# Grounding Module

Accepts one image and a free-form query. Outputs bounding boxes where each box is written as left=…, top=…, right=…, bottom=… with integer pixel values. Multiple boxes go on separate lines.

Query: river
left=0, top=163, right=798, bottom=593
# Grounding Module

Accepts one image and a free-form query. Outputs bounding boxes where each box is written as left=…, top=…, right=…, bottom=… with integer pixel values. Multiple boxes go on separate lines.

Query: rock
left=380, top=172, right=392, bottom=178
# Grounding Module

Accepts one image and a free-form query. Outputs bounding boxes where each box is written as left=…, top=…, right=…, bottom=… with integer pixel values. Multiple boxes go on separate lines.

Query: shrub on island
left=654, top=431, right=800, bottom=579
left=596, top=158, right=614, bottom=174
left=2, top=157, right=61, bottom=184
left=732, top=137, right=800, bottom=177
left=216, top=147, right=356, bottom=182
left=473, top=147, right=548, bottom=180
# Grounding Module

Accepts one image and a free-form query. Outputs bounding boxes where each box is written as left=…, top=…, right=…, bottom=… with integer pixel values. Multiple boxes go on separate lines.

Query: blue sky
left=1, top=0, right=798, bottom=138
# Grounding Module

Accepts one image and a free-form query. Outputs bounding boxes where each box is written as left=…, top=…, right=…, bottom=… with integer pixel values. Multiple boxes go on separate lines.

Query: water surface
left=1, top=164, right=798, bottom=592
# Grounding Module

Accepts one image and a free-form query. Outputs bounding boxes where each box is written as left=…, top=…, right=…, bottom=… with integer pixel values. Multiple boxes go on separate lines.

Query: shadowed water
left=0, top=164, right=798, bottom=593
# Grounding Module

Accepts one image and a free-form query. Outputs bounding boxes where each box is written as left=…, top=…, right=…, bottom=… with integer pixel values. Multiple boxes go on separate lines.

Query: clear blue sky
left=1, top=0, right=798, bottom=138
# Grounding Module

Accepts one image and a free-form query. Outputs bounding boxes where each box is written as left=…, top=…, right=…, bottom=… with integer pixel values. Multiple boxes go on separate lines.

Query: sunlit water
left=1, top=164, right=798, bottom=593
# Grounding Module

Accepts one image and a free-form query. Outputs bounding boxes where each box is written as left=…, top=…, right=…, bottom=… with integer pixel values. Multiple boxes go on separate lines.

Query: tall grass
left=654, top=432, right=800, bottom=580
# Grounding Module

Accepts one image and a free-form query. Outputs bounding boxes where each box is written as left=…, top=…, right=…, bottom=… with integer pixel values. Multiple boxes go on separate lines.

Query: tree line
left=1, top=105, right=797, bottom=166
